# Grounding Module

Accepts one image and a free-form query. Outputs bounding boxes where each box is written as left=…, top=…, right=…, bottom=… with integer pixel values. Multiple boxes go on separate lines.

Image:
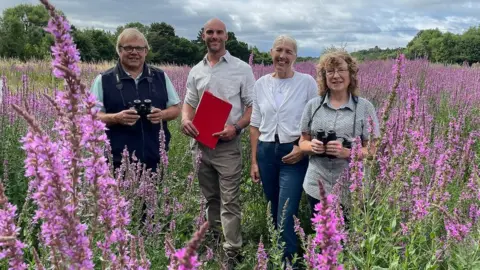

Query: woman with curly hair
left=299, top=48, right=380, bottom=218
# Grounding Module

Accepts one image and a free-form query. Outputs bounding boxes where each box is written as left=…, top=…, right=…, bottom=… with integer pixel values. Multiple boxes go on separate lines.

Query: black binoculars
left=128, top=99, right=152, bottom=116
left=315, top=129, right=352, bottom=159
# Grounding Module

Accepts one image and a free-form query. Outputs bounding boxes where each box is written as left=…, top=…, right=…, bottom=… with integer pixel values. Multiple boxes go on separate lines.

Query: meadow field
left=0, top=4, right=480, bottom=269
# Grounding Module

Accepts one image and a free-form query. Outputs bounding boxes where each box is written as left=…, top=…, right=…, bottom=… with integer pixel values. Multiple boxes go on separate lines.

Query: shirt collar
left=202, top=50, right=231, bottom=65
left=324, top=92, right=356, bottom=111
left=125, top=70, right=143, bottom=80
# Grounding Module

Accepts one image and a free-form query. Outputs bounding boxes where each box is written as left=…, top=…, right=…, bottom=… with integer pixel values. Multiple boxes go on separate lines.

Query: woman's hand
left=311, top=139, right=325, bottom=154
left=282, top=145, right=304, bottom=164
left=325, top=140, right=350, bottom=159
left=250, top=163, right=261, bottom=183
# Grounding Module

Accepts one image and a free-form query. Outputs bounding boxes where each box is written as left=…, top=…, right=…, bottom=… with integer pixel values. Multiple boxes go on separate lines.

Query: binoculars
left=128, top=99, right=152, bottom=116
left=315, top=129, right=352, bottom=159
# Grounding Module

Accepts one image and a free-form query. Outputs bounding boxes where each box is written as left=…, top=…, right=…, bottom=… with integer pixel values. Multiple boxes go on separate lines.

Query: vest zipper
left=135, top=82, right=146, bottom=162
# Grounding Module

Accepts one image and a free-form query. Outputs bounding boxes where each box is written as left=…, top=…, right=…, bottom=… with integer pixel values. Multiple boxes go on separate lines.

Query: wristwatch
left=233, top=123, right=242, bottom=135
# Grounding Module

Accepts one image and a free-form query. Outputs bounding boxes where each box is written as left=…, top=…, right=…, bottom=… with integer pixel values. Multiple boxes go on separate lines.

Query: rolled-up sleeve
left=184, top=71, right=199, bottom=108
left=241, top=67, right=255, bottom=107
left=250, top=80, right=261, bottom=127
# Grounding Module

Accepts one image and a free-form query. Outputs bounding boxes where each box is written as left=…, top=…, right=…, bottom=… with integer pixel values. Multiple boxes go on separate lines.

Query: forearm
left=160, top=104, right=181, bottom=121
left=249, top=126, right=260, bottom=164
left=235, top=106, right=252, bottom=129
left=299, top=134, right=314, bottom=154
left=97, top=112, right=118, bottom=126
left=181, top=102, right=196, bottom=122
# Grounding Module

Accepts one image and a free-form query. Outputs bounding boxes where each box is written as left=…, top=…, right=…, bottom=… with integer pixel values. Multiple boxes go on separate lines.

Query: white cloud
left=2, top=0, right=480, bottom=57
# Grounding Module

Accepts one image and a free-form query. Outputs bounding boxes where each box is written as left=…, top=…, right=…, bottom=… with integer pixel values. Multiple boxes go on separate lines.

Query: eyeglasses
left=120, top=46, right=147, bottom=53
left=325, top=68, right=349, bottom=77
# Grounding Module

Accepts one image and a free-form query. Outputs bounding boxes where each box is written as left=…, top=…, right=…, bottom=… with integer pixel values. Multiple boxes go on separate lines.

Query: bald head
left=203, top=18, right=227, bottom=33
left=202, top=18, right=228, bottom=54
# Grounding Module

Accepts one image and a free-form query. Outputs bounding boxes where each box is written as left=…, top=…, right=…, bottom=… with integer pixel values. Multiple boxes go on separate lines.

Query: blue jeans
left=257, top=140, right=308, bottom=260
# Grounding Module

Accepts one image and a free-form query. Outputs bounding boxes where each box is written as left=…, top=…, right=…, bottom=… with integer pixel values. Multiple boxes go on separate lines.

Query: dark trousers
left=257, top=139, right=308, bottom=261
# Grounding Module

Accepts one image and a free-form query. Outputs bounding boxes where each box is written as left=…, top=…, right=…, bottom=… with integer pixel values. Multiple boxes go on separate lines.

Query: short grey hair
left=272, top=34, right=298, bottom=55
left=116, top=28, right=150, bottom=55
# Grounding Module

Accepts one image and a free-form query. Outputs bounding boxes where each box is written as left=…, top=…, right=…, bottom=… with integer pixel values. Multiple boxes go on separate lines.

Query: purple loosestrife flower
left=159, top=125, right=168, bottom=170
left=305, top=180, right=345, bottom=270
left=255, top=238, right=268, bottom=270
left=17, top=127, right=94, bottom=269
left=348, top=137, right=364, bottom=195
left=168, top=222, right=209, bottom=270
left=11, top=0, right=149, bottom=269
left=0, top=180, right=28, bottom=270
left=444, top=218, right=471, bottom=242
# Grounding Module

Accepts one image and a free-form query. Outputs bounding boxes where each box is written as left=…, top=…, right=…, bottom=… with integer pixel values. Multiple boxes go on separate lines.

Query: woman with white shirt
left=249, top=35, right=318, bottom=264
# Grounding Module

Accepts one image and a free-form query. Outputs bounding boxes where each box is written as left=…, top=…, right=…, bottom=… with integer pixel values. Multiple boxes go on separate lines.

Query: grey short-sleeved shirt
left=300, top=94, right=380, bottom=200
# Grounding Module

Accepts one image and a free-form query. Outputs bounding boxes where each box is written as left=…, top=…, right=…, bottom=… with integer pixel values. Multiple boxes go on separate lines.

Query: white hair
left=272, top=34, right=298, bottom=55
left=115, top=28, right=150, bottom=55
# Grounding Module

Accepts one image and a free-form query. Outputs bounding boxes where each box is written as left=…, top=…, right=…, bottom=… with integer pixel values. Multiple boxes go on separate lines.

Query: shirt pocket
left=209, top=77, right=241, bottom=100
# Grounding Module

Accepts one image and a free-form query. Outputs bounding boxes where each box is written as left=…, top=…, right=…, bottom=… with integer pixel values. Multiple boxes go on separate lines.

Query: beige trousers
left=192, top=136, right=243, bottom=252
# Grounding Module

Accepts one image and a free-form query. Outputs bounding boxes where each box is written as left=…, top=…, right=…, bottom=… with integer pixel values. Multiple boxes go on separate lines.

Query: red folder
left=192, top=90, right=232, bottom=149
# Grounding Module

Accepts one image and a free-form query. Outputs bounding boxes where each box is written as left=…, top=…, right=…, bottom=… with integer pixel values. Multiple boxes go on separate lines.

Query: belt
left=274, top=135, right=300, bottom=145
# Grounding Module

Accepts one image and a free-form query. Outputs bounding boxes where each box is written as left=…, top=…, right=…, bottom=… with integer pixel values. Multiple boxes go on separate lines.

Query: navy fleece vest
left=101, top=62, right=171, bottom=167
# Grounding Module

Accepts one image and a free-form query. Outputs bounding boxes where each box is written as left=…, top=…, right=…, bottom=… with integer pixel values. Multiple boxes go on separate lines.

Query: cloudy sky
left=2, top=0, right=480, bottom=57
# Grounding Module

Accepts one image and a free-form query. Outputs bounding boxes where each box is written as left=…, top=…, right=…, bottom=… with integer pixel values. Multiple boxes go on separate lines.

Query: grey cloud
left=2, top=0, right=480, bottom=57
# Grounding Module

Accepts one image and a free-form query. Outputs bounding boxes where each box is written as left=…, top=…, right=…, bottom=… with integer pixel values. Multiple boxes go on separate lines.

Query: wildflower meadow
left=0, top=0, right=479, bottom=269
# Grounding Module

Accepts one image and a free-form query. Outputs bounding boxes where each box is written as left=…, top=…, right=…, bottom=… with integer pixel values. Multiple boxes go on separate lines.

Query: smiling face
left=117, top=33, right=148, bottom=71
left=202, top=19, right=228, bottom=54
left=270, top=39, right=297, bottom=75
left=325, top=58, right=351, bottom=94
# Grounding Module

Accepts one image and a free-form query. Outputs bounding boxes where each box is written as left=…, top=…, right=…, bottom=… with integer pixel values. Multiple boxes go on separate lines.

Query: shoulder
left=100, top=66, right=116, bottom=77
left=294, top=72, right=317, bottom=85
left=228, top=54, right=253, bottom=70
left=357, top=97, right=376, bottom=110
left=148, top=65, right=165, bottom=74
left=255, top=73, right=271, bottom=84
left=295, top=71, right=315, bottom=81
left=306, top=96, right=323, bottom=108
left=188, top=61, right=205, bottom=75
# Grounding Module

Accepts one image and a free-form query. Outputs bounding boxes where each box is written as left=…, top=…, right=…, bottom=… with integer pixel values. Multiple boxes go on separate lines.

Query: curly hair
left=316, top=49, right=359, bottom=97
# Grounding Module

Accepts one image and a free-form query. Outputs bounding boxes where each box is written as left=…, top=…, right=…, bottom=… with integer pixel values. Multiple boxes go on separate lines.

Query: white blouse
left=251, top=71, right=318, bottom=143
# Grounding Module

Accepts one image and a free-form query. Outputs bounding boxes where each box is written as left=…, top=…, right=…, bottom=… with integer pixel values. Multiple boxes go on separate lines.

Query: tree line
left=351, top=28, right=480, bottom=65
left=0, top=3, right=312, bottom=65
left=1, top=4, right=480, bottom=66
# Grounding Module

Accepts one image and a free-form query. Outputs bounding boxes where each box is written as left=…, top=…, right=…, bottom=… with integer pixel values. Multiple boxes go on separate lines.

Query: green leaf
left=391, top=218, right=397, bottom=230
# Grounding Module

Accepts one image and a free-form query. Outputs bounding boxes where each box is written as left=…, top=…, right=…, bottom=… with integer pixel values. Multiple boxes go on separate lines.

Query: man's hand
left=181, top=119, right=199, bottom=137
left=282, top=145, right=304, bottom=164
left=114, top=109, right=140, bottom=126
left=212, top=124, right=236, bottom=141
left=147, top=108, right=163, bottom=124
left=250, top=163, right=260, bottom=183
left=325, top=140, right=350, bottom=159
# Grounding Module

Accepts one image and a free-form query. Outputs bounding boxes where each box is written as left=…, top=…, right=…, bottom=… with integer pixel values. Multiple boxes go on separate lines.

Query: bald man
left=181, top=18, right=255, bottom=267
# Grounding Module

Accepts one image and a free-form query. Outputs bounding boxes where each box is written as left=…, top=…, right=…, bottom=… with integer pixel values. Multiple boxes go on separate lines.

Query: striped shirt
left=300, top=93, right=380, bottom=200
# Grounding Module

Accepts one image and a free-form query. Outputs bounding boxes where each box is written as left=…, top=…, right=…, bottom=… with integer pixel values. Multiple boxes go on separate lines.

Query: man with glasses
left=90, top=27, right=181, bottom=173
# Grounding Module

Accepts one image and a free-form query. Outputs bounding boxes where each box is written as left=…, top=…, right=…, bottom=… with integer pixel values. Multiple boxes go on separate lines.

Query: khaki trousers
left=192, top=136, right=243, bottom=252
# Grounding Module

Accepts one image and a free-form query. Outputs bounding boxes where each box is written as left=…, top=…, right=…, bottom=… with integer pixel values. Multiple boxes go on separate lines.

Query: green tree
left=115, top=22, right=149, bottom=37
left=0, top=4, right=54, bottom=60
left=225, top=32, right=250, bottom=62
left=406, top=29, right=443, bottom=60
